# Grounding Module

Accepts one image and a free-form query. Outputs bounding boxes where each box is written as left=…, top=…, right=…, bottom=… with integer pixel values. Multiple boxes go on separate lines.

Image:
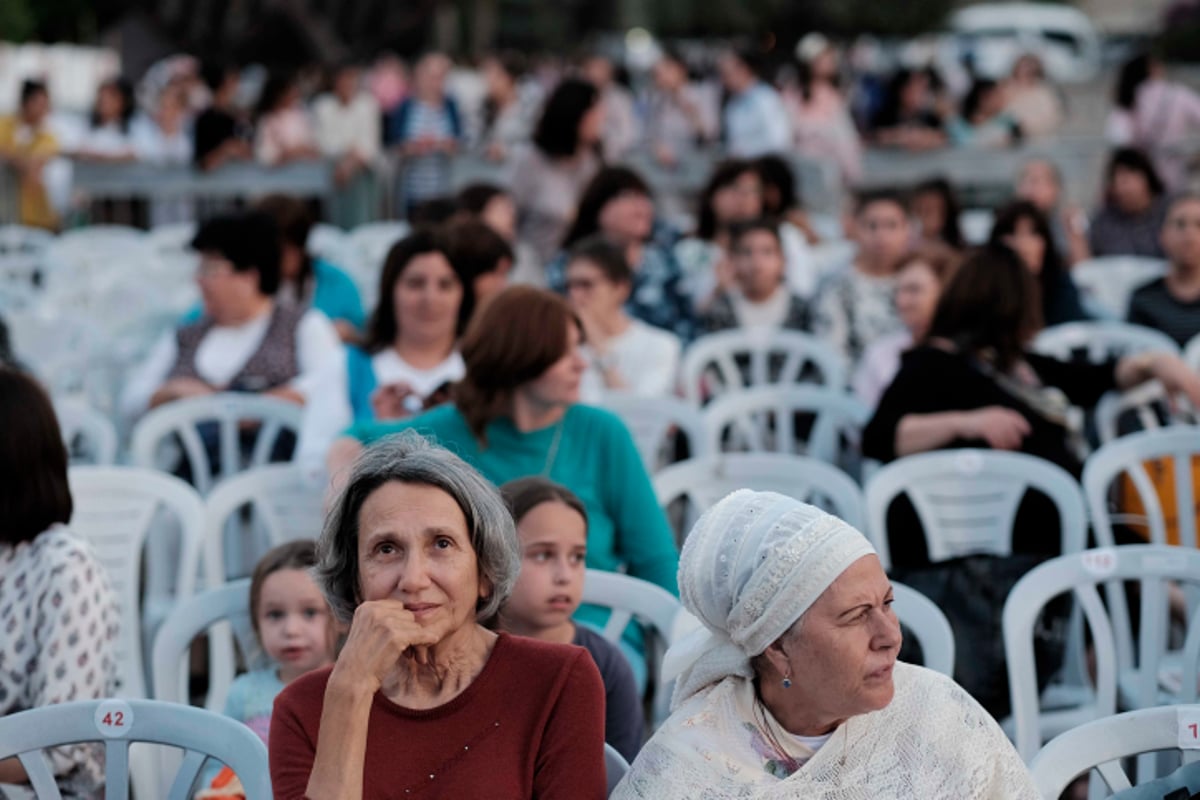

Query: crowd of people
left=5, top=33, right=1200, bottom=800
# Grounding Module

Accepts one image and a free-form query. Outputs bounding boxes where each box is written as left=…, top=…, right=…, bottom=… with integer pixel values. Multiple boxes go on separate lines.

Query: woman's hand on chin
left=330, top=599, right=441, bottom=694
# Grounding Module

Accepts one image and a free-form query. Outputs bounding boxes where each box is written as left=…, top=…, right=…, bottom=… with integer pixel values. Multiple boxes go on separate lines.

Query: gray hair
left=316, top=431, right=520, bottom=625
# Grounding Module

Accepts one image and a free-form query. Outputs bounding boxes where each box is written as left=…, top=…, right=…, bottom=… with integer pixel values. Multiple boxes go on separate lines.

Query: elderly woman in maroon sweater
left=269, top=433, right=606, bottom=799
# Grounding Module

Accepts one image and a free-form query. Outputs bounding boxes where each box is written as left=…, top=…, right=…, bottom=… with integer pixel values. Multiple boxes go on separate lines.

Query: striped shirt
left=1127, top=276, right=1200, bottom=347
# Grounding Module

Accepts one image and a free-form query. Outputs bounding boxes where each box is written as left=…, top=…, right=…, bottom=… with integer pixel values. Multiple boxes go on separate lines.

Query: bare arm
left=0, top=758, right=28, bottom=784
left=302, top=677, right=376, bottom=800
left=895, top=407, right=1031, bottom=458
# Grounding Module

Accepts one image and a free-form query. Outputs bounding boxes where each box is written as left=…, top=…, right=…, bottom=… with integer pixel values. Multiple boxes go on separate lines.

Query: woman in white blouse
left=121, top=211, right=341, bottom=420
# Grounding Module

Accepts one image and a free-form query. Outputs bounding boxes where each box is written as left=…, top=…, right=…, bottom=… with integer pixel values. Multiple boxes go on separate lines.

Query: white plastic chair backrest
left=203, top=464, right=326, bottom=585
left=0, top=698, right=272, bottom=800
left=1185, top=332, right=1200, bottom=375
left=0, top=223, right=53, bottom=255
left=654, top=454, right=866, bottom=546
left=67, top=466, right=205, bottom=700
left=1003, top=545, right=1200, bottom=762
left=582, top=569, right=683, bottom=726
left=152, top=579, right=257, bottom=712
left=702, top=386, right=870, bottom=461
left=605, top=743, right=630, bottom=798
left=308, top=223, right=357, bottom=270
left=891, top=581, right=956, bottom=677
left=599, top=392, right=708, bottom=475
left=346, top=221, right=410, bottom=304
left=864, top=449, right=1087, bottom=570
left=1030, top=705, right=1200, bottom=799
left=130, top=393, right=304, bottom=495
left=1092, top=380, right=1194, bottom=445
left=56, top=398, right=118, bottom=465
left=1032, top=321, right=1180, bottom=363
left=146, top=222, right=197, bottom=255
left=809, top=239, right=857, bottom=277
left=959, top=208, right=994, bottom=245
left=1071, top=257, right=1169, bottom=320
left=680, top=329, right=847, bottom=404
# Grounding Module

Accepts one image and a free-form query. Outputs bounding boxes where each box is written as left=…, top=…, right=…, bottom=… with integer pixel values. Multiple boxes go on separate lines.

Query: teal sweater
left=347, top=404, right=680, bottom=640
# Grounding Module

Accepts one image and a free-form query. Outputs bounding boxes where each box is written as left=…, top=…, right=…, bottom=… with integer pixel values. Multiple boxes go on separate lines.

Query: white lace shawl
left=613, top=663, right=1040, bottom=800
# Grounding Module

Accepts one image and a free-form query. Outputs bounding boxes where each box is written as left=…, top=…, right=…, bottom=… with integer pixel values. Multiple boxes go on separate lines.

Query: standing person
left=509, top=78, right=603, bottom=266
left=76, top=77, right=139, bottom=162
left=1004, top=54, right=1064, bottom=139
left=386, top=52, right=463, bottom=216
left=581, top=53, right=639, bottom=162
left=133, top=84, right=195, bottom=226
left=1088, top=147, right=1169, bottom=259
left=643, top=51, right=717, bottom=167
left=565, top=235, right=681, bottom=398
left=989, top=201, right=1088, bottom=327
left=254, top=72, right=320, bottom=167
left=1128, top=193, right=1200, bottom=347
left=946, top=79, right=1021, bottom=149
left=1107, top=53, right=1200, bottom=190
left=700, top=219, right=809, bottom=335
left=478, top=52, right=536, bottom=162
left=498, top=477, right=644, bottom=762
left=812, top=190, right=911, bottom=368
left=786, top=33, right=863, bottom=185
left=718, top=48, right=792, bottom=158
left=0, top=80, right=60, bottom=229
left=193, top=62, right=253, bottom=171
left=869, top=67, right=948, bottom=151
left=1015, top=158, right=1090, bottom=266
left=313, top=61, right=382, bottom=228
left=270, top=435, right=607, bottom=799
left=0, top=368, right=120, bottom=799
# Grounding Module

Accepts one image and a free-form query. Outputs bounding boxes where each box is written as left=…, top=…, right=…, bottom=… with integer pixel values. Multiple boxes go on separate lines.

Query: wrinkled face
left=520, top=323, right=587, bottom=409
left=255, top=568, right=336, bottom=682
left=1111, top=165, right=1153, bottom=214
left=1162, top=198, right=1200, bottom=271
left=393, top=252, right=463, bottom=346
left=1017, top=162, right=1060, bottom=212
left=1004, top=216, right=1047, bottom=276
left=195, top=252, right=262, bottom=324
left=481, top=194, right=517, bottom=242
left=566, top=258, right=627, bottom=317
left=733, top=228, right=785, bottom=301
left=894, top=260, right=941, bottom=336
left=711, top=172, right=763, bottom=226
left=912, top=190, right=947, bottom=242
left=504, top=501, right=588, bottom=632
left=855, top=200, right=910, bottom=271
left=774, top=555, right=901, bottom=730
left=356, top=482, right=488, bottom=642
left=599, top=189, right=654, bottom=244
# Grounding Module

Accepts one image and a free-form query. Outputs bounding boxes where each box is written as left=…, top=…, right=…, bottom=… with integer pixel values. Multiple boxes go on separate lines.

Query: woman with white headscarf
left=613, top=490, right=1038, bottom=799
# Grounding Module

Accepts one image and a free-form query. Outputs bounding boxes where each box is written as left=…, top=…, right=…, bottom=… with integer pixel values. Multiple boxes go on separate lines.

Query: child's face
left=506, top=502, right=588, bottom=633
left=256, top=568, right=335, bottom=682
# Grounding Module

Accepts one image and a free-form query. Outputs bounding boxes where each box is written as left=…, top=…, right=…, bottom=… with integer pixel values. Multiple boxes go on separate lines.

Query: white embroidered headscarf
left=663, top=490, right=876, bottom=708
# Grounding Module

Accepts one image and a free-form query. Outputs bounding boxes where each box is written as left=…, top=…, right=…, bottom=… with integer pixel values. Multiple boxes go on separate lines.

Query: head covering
left=662, top=490, right=876, bottom=708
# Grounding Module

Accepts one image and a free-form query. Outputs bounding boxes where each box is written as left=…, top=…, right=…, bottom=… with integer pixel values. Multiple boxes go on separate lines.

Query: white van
left=947, top=3, right=1103, bottom=83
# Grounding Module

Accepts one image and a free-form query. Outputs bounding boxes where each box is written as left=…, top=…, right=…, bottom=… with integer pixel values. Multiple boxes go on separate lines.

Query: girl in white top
left=297, top=229, right=468, bottom=463
left=75, top=77, right=139, bottom=162
left=566, top=235, right=681, bottom=399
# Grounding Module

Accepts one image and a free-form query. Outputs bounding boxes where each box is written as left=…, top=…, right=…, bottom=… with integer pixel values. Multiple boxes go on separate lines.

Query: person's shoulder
left=275, top=665, right=334, bottom=710
left=313, top=257, right=355, bottom=285
left=888, top=662, right=990, bottom=722
left=571, top=625, right=625, bottom=671
left=28, top=525, right=102, bottom=573
left=496, top=633, right=594, bottom=679
left=1130, top=275, right=1169, bottom=301
left=630, top=319, right=681, bottom=353
left=565, top=404, right=630, bottom=435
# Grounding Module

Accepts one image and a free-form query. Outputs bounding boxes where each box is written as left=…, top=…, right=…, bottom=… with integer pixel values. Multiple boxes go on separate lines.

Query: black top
left=1127, top=277, right=1200, bottom=348
left=193, top=108, right=248, bottom=167
left=862, top=345, right=1117, bottom=568
left=573, top=624, right=644, bottom=762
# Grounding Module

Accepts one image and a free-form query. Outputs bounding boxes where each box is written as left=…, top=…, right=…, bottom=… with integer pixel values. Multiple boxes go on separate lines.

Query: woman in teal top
left=330, top=286, right=680, bottom=664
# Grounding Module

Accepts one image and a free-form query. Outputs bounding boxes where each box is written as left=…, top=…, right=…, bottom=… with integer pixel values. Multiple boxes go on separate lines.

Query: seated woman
left=0, top=368, right=120, bottom=798
left=121, top=211, right=342, bottom=420
left=1089, top=147, right=1169, bottom=259
left=614, top=490, right=1037, bottom=798
left=298, top=229, right=469, bottom=463
left=547, top=166, right=693, bottom=341
left=852, top=246, right=958, bottom=409
left=498, top=477, right=644, bottom=762
left=270, top=434, right=606, bottom=799
left=328, top=287, right=680, bottom=668
left=700, top=219, right=808, bottom=334
left=910, top=177, right=964, bottom=251
left=566, top=235, right=680, bottom=398
left=988, top=200, right=1088, bottom=327
left=862, top=245, right=1200, bottom=566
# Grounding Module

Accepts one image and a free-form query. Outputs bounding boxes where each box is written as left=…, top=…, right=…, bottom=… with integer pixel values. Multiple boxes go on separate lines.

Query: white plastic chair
left=1004, top=545, right=1200, bottom=764
left=308, top=222, right=357, bottom=271
left=605, top=743, right=630, bottom=798
left=68, top=466, right=205, bottom=700
left=1033, top=321, right=1180, bottom=363
left=599, top=393, right=708, bottom=475
left=346, top=220, right=410, bottom=307
left=0, top=698, right=271, bottom=800
left=130, top=393, right=304, bottom=495
left=701, top=385, right=870, bottom=463
left=582, top=569, right=684, bottom=727
left=56, top=397, right=118, bottom=465
left=1071, top=257, right=1169, bottom=320
left=864, top=449, right=1087, bottom=571
left=654, top=453, right=866, bottom=546
left=680, top=329, right=847, bottom=405
left=1032, top=705, right=1200, bottom=799
left=146, top=221, right=197, bottom=255
left=891, top=581, right=956, bottom=677
left=203, top=463, right=326, bottom=585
